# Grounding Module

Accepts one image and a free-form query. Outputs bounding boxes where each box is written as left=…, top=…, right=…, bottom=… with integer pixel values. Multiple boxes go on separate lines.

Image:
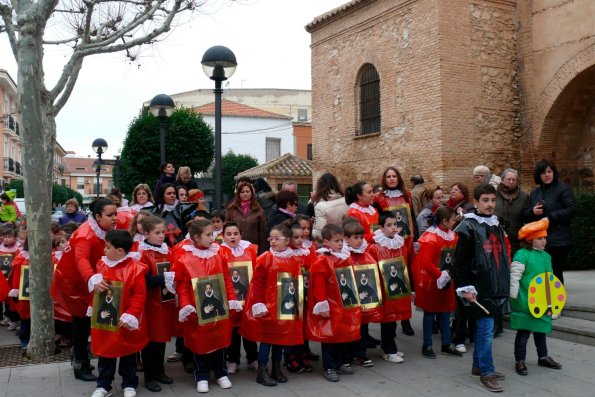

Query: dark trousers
left=453, top=297, right=476, bottom=345
left=353, top=324, right=369, bottom=359
left=257, top=343, right=282, bottom=365
left=227, top=326, right=258, bottom=365
left=546, top=246, right=571, bottom=285
left=380, top=321, right=398, bottom=354
left=514, top=330, right=548, bottom=361
left=193, top=348, right=227, bottom=382
left=55, top=320, right=72, bottom=339
left=321, top=343, right=341, bottom=370
left=141, top=341, right=166, bottom=382
left=423, top=311, right=451, bottom=347
left=97, top=354, right=138, bottom=392
left=18, top=318, right=30, bottom=348
left=72, top=316, right=91, bottom=361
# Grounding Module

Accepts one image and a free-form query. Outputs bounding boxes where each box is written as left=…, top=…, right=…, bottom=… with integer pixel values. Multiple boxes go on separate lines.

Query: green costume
left=510, top=248, right=553, bottom=334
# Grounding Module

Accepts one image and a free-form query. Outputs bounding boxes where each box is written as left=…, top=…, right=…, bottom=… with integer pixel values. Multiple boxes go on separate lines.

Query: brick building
left=307, top=0, right=594, bottom=190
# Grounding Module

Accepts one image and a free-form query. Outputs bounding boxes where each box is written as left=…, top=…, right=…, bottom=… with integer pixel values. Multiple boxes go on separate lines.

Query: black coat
left=524, top=181, right=576, bottom=248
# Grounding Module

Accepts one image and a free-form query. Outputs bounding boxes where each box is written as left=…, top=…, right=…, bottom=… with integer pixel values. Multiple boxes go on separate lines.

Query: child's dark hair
left=105, top=230, right=133, bottom=253
left=342, top=215, right=360, bottom=227
left=378, top=210, right=397, bottom=227
left=52, top=236, right=63, bottom=250
left=345, top=181, right=369, bottom=205
left=222, top=221, right=241, bottom=234
left=289, top=221, right=303, bottom=235
left=321, top=224, right=344, bottom=241
left=271, top=223, right=291, bottom=239
left=192, top=210, right=210, bottom=220
left=294, top=214, right=310, bottom=225
left=343, top=220, right=365, bottom=237
left=188, top=219, right=213, bottom=239
left=89, top=197, right=115, bottom=219
left=2, top=226, right=17, bottom=238
left=473, top=184, right=497, bottom=200
left=62, top=221, right=79, bottom=235
left=141, top=215, right=165, bottom=234
left=434, top=206, right=455, bottom=225
left=210, top=210, right=225, bottom=221
left=51, top=221, right=61, bottom=235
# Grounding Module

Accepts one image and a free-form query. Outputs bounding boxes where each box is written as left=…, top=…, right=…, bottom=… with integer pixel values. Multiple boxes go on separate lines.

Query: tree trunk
left=18, top=21, right=56, bottom=360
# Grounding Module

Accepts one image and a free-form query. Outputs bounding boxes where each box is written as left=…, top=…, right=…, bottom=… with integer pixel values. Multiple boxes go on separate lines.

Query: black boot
left=256, top=364, right=277, bottom=386
left=271, top=361, right=288, bottom=383
left=73, top=359, right=97, bottom=381
left=401, top=320, right=415, bottom=336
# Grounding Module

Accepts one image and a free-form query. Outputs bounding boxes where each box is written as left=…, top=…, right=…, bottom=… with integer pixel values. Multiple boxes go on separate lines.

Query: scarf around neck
left=497, top=183, right=520, bottom=204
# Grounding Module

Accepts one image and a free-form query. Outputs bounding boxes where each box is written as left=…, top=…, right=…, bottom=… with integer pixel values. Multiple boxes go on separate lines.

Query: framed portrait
left=0, top=254, right=13, bottom=279
left=334, top=266, right=359, bottom=308
left=192, top=274, right=229, bottom=326
left=91, top=280, right=123, bottom=332
left=276, top=272, right=303, bottom=320
left=18, top=265, right=30, bottom=301
left=156, top=262, right=175, bottom=302
left=379, top=257, right=411, bottom=300
left=439, top=248, right=455, bottom=271
left=228, top=261, right=253, bottom=304
left=354, top=263, right=383, bottom=309
left=387, top=204, right=413, bottom=238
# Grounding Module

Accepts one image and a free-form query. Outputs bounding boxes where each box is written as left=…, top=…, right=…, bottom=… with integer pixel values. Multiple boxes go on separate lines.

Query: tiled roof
left=63, top=157, right=113, bottom=174
left=305, top=0, right=365, bottom=32
left=193, top=99, right=291, bottom=120
left=237, top=153, right=312, bottom=179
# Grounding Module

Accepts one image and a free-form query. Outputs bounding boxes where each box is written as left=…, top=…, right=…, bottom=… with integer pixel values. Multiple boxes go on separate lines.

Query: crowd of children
left=0, top=180, right=566, bottom=396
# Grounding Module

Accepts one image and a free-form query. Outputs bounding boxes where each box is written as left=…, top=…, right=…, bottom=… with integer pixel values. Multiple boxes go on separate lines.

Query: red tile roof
left=237, top=153, right=312, bottom=179
left=63, top=157, right=113, bottom=174
left=193, top=99, right=291, bottom=120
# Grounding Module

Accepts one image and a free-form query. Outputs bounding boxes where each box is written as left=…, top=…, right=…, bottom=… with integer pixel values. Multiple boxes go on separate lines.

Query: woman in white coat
left=311, top=172, right=348, bottom=241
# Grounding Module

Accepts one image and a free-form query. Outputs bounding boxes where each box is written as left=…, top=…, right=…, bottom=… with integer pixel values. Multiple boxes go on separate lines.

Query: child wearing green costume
left=509, top=218, right=562, bottom=376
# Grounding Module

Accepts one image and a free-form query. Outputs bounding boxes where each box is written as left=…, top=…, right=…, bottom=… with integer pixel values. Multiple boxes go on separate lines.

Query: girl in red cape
left=218, top=221, right=259, bottom=374
left=52, top=236, right=73, bottom=349
left=51, top=198, right=117, bottom=382
left=9, top=237, right=31, bottom=350
left=240, top=223, right=302, bottom=387
left=373, top=166, right=417, bottom=337
left=414, top=206, right=462, bottom=359
left=346, top=181, right=378, bottom=244
left=129, top=210, right=151, bottom=252
left=89, top=230, right=148, bottom=397
left=307, top=224, right=362, bottom=382
left=172, top=219, right=240, bottom=393
left=138, top=215, right=177, bottom=392
left=0, top=227, right=20, bottom=331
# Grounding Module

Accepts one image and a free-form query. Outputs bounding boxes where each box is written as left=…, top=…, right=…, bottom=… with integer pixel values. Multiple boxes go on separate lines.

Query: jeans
left=227, top=326, right=258, bottom=364
left=257, top=343, right=282, bottom=365
left=193, top=348, right=227, bottom=382
left=514, top=330, right=548, bottom=361
left=423, top=311, right=451, bottom=347
left=380, top=321, right=398, bottom=354
left=72, top=316, right=91, bottom=361
left=18, top=318, right=30, bottom=348
left=141, top=341, right=166, bottom=382
left=97, top=354, right=138, bottom=392
left=472, top=317, right=495, bottom=376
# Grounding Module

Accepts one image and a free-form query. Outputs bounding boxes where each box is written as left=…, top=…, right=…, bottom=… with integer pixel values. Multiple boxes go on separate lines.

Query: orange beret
left=187, top=189, right=204, bottom=203
left=518, top=218, right=549, bottom=241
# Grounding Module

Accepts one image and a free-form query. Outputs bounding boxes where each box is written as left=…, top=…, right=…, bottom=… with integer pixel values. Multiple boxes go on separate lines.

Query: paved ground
left=1, top=270, right=593, bottom=397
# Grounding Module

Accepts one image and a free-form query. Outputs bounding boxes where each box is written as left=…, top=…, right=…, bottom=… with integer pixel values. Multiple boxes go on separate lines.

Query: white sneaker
left=7, top=321, right=19, bottom=331
left=247, top=360, right=258, bottom=370
left=226, top=361, right=238, bottom=374
left=396, top=351, right=405, bottom=358
left=0, top=316, right=10, bottom=326
left=91, top=388, right=112, bottom=397
left=552, top=313, right=560, bottom=320
left=122, top=388, right=136, bottom=397
left=382, top=353, right=404, bottom=363
left=217, top=376, right=232, bottom=389
left=197, top=381, right=209, bottom=393
left=455, top=344, right=467, bottom=353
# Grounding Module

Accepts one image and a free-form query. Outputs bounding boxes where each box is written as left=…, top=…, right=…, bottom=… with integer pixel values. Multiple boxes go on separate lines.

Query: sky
left=0, top=0, right=348, bottom=158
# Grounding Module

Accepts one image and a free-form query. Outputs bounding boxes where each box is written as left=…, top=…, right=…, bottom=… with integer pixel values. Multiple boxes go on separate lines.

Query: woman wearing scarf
left=266, top=190, right=299, bottom=236
left=225, top=181, right=267, bottom=254
left=415, top=186, right=445, bottom=235
left=446, top=182, right=474, bottom=226
left=496, top=169, right=529, bottom=256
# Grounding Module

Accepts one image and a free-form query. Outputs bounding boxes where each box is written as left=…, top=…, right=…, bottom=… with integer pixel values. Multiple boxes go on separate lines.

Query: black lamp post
left=201, top=45, right=237, bottom=210
left=149, top=94, right=176, bottom=165
left=92, top=138, right=108, bottom=198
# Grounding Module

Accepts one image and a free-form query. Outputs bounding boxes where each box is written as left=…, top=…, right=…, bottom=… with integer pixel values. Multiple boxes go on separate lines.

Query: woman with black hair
left=153, top=162, right=176, bottom=198
left=149, top=183, right=196, bottom=247
left=524, top=159, right=576, bottom=286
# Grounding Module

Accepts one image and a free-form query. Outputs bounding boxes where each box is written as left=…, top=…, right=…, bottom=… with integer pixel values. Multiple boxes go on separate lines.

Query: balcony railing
left=4, top=157, right=14, bottom=173
left=15, top=161, right=21, bottom=176
left=3, top=115, right=19, bottom=136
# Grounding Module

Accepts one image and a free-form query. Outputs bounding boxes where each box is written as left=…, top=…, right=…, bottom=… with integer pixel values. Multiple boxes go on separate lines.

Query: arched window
left=358, top=63, right=381, bottom=135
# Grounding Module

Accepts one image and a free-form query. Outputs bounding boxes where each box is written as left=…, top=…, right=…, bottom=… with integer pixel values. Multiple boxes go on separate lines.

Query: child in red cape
left=345, top=181, right=379, bottom=244
left=1, top=226, right=20, bottom=331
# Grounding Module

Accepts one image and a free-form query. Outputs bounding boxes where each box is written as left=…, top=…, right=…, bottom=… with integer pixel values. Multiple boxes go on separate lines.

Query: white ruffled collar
left=133, top=233, right=144, bottom=243
left=383, top=189, right=403, bottom=198
left=222, top=240, right=251, bottom=257
left=302, top=239, right=313, bottom=249
left=349, top=202, right=376, bottom=215
left=20, top=251, right=29, bottom=260
left=163, top=201, right=179, bottom=212
left=344, top=239, right=368, bottom=254
left=270, top=247, right=294, bottom=258
left=463, top=212, right=499, bottom=226
left=101, top=251, right=141, bottom=268
left=183, top=243, right=220, bottom=258
left=88, top=216, right=108, bottom=240
left=426, top=226, right=455, bottom=241
left=316, top=246, right=350, bottom=260
left=138, top=241, right=169, bottom=255
left=373, top=229, right=405, bottom=249
left=292, top=246, right=311, bottom=256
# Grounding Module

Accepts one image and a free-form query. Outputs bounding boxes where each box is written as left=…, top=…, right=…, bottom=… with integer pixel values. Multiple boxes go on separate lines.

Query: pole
left=96, top=151, right=102, bottom=199
left=159, top=109, right=167, bottom=166
left=214, top=79, right=223, bottom=210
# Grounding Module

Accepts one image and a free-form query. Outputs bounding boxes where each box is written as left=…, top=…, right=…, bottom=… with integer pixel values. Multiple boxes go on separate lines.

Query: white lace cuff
left=86, top=306, right=93, bottom=317
left=164, top=271, right=176, bottom=294
left=179, top=305, right=197, bottom=322
left=119, top=313, right=139, bottom=330
left=436, top=270, right=451, bottom=289
left=88, top=274, right=104, bottom=293
left=229, top=300, right=243, bottom=312
left=456, top=286, right=478, bottom=297
left=252, top=302, right=268, bottom=316
left=313, top=300, right=330, bottom=315
left=8, top=289, right=18, bottom=297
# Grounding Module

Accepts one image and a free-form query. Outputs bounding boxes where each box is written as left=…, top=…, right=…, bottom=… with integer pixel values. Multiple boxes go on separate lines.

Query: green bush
left=6, top=180, right=83, bottom=207
left=567, top=190, right=595, bottom=270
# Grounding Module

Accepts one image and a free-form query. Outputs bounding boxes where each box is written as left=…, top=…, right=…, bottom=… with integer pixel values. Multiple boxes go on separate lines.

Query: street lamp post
left=92, top=138, right=108, bottom=198
left=149, top=94, right=176, bottom=166
left=201, top=45, right=237, bottom=210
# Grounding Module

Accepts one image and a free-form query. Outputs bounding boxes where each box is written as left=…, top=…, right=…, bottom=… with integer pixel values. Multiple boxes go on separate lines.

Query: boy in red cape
left=89, top=230, right=148, bottom=397
left=369, top=211, right=411, bottom=364
left=307, top=224, right=362, bottom=382
left=8, top=239, right=31, bottom=350
left=173, top=219, right=241, bottom=393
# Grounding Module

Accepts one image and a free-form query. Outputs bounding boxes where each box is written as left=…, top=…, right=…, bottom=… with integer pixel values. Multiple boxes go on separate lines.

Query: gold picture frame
left=0, top=253, right=13, bottom=280
left=276, top=272, right=303, bottom=320
left=91, top=280, right=123, bottom=332
left=228, top=261, right=253, bottom=304
left=156, top=262, right=175, bottom=302
left=334, top=265, right=359, bottom=308
left=353, top=263, right=383, bottom=309
left=18, top=264, right=30, bottom=301
left=386, top=203, right=413, bottom=238
left=379, top=256, right=411, bottom=300
left=192, top=274, right=229, bottom=326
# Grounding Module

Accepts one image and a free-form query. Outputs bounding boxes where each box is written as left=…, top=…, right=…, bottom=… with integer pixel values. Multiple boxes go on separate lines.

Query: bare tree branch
left=0, top=3, right=17, bottom=58
left=53, top=56, right=83, bottom=113
left=43, top=36, right=79, bottom=44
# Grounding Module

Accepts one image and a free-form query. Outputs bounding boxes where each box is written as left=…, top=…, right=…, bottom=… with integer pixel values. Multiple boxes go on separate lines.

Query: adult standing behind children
left=225, top=181, right=267, bottom=255
left=495, top=169, right=529, bottom=256
left=311, top=173, right=348, bottom=242
left=153, top=162, right=176, bottom=198
left=58, top=198, right=88, bottom=226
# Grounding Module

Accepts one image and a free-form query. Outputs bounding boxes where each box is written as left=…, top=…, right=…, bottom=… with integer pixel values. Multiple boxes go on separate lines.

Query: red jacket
left=91, top=256, right=148, bottom=358
left=346, top=205, right=379, bottom=244
left=116, top=207, right=133, bottom=231
left=349, top=244, right=383, bottom=323
left=11, top=252, right=30, bottom=319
